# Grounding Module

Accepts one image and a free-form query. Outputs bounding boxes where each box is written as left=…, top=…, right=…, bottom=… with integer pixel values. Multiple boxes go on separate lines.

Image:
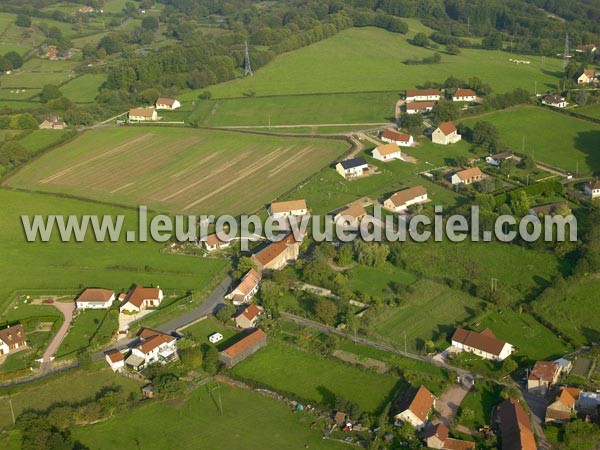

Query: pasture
left=576, top=103, right=600, bottom=120
left=18, top=129, right=72, bottom=154
left=0, top=59, right=79, bottom=89
left=231, top=340, right=398, bottom=413
left=60, top=74, right=106, bottom=103
left=0, top=189, right=228, bottom=316
left=200, top=27, right=563, bottom=100
left=72, top=383, right=347, bottom=450
left=347, top=262, right=417, bottom=297
left=461, top=106, right=600, bottom=175
left=7, top=127, right=349, bottom=214
left=367, top=279, right=482, bottom=351
left=56, top=309, right=119, bottom=358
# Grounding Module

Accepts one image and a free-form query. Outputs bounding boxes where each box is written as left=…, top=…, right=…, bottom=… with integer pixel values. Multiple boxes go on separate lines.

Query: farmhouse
left=432, top=121, right=461, bottom=145
left=546, top=387, right=579, bottom=424
left=541, top=95, right=567, bottom=108
left=393, top=385, right=436, bottom=430
left=120, top=285, right=164, bottom=313
left=584, top=180, right=600, bottom=198
left=126, top=328, right=177, bottom=371
left=494, top=398, right=536, bottom=450
left=335, top=157, right=369, bottom=179
left=576, top=69, right=597, bottom=85
left=252, top=234, right=300, bottom=271
left=405, top=101, right=435, bottom=114
left=486, top=151, right=516, bottom=166
left=380, top=129, right=413, bottom=147
left=39, top=115, right=66, bottom=130
left=105, top=350, right=125, bottom=372
left=128, top=107, right=157, bottom=121
left=384, top=186, right=428, bottom=213
left=527, top=360, right=561, bottom=395
left=202, top=233, right=232, bottom=252
left=268, top=199, right=308, bottom=219
left=0, top=324, right=27, bottom=356
left=451, top=327, right=513, bottom=361
left=452, top=88, right=477, bottom=102
left=334, top=204, right=367, bottom=228
left=155, top=98, right=181, bottom=110
left=451, top=167, right=483, bottom=185
left=226, top=269, right=261, bottom=305
left=421, top=422, right=476, bottom=450
left=235, top=304, right=261, bottom=329
left=406, top=89, right=441, bottom=102
left=219, top=328, right=267, bottom=367
left=575, top=44, right=597, bottom=53
left=372, top=143, right=402, bottom=162
left=76, top=288, right=116, bottom=310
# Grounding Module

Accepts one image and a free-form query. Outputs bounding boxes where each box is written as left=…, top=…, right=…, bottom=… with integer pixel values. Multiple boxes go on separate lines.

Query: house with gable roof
left=120, top=285, right=164, bottom=313
left=451, top=328, right=514, bottom=361
left=432, top=121, right=461, bottom=145
left=393, top=385, right=436, bottom=430
left=226, top=269, right=261, bottom=305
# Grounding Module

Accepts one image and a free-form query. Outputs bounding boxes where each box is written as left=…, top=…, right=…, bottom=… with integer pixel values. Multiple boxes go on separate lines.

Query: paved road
left=520, top=388, right=553, bottom=450
left=213, top=122, right=389, bottom=129
left=39, top=301, right=75, bottom=375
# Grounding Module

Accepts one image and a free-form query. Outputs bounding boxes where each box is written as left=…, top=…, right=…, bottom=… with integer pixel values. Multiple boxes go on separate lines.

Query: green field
left=0, top=59, right=79, bottom=89
left=72, top=383, right=346, bottom=450
left=7, top=127, right=349, bottom=214
left=56, top=309, right=118, bottom=358
left=231, top=341, right=398, bottom=413
left=182, top=317, right=241, bottom=351
left=576, top=103, right=600, bottom=120
left=60, top=74, right=106, bottom=103
left=461, top=106, right=600, bottom=175
left=457, top=380, right=503, bottom=430
left=368, top=279, right=483, bottom=351
left=0, top=189, right=228, bottom=316
left=347, top=262, right=417, bottom=297
left=195, top=27, right=563, bottom=100
left=18, top=129, right=72, bottom=154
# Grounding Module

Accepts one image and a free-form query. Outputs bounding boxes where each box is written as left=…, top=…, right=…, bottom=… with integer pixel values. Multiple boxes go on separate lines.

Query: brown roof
left=452, top=327, right=507, bottom=356
left=422, top=422, right=449, bottom=441
left=454, top=88, right=477, bottom=97
left=444, top=438, right=476, bottom=450
left=270, top=199, right=307, bottom=214
left=336, top=204, right=367, bottom=221
left=253, top=234, right=298, bottom=267
left=222, top=329, right=266, bottom=358
left=529, top=361, right=559, bottom=383
left=129, top=107, right=155, bottom=118
left=557, top=388, right=576, bottom=408
left=496, top=398, right=536, bottom=450
left=137, top=328, right=175, bottom=355
left=530, top=202, right=569, bottom=216
left=587, top=180, right=600, bottom=190
left=406, top=101, right=435, bottom=111
left=123, top=285, right=161, bottom=309
left=407, top=386, right=436, bottom=422
left=582, top=69, right=596, bottom=78
left=563, top=387, right=580, bottom=400
left=156, top=97, right=176, bottom=106
left=406, top=89, right=441, bottom=98
left=437, top=121, right=457, bottom=136
left=77, top=288, right=114, bottom=303
left=387, top=186, right=427, bottom=208
left=205, top=233, right=230, bottom=247
left=542, top=95, right=565, bottom=104
left=455, top=167, right=483, bottom=181
left=576, top=44, right=596, bottom=51
left=381, top=129, right=412, bottom=143
left=545, top=406, right=571, bottom=422
left=0, top=324, right=26, bottom=345
left=374, top=143, right=401, bottom=157
left=238, top=304, right=260, bottom=322
left=491, top=151, right=514, bottom=160
left=106, top=350, right=124, bottom=363
left=231, top=269, right=261, bottom=298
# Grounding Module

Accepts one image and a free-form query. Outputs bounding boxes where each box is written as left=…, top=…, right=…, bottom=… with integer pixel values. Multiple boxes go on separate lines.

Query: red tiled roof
left=437, top=121, right=457, bottom=136
left=406, top=101, right=435, bottom=111
left=444, top=438, right=476, bottom=450
left=222, top=329, right=266, bottom=358
left=253, top=234, right=297, bottom=267
left=452, top=327, right=507, bottom=356
left=406, top=89, right=441, bottom=98
left=454, top=88, right=477, bottom=98
left=455, top=167, right=483, bottom=181
left=408, top=386, right=436, bottom=422
left=270, top=200, right=307, bottom=214
left=77, top=288, right=114, bottom=303
left=528, top=361, right=559, bottom=383
left=497, top=398, right=536, bottom=450
left=205, top=233, right=230, bottom=247
left=387, top=186, right=427, bottom=208
left=156, top=97, right=176, bottom=106
left=231, top=269, right=261, bottom=298
left=137, top=329, right=175, bottom=355
left=239, top=304, right=260, bottom=321
left=381, top=129, right=412, bottom=143
left=106, top=350, right=124, bottom=363
left=123, top=285, right=161, bottom=308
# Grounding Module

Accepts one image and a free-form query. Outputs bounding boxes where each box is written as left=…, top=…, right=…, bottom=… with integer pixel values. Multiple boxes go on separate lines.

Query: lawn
left=0, top=59, right=79, bottom=89
left=576, top=103, right=600, bottom=120
left=182, top=316, right=241, bottom=351
left=17, top=129, right=72, bottom=154
left=231, top=340, right=399, bottom=413
left=461, top=106, right=600, bottom=175
left=7, top=127, right=350, bottom=215
left=0, top=365, right=143, bottom=430
left=72, top=383, right=347, bottom=450
left=56, top=309, right=119, bottom=358
left=457, top=380, right=503, bottom=430
left=367, top=279, right=483, bottom=351
left=0, top=189, right=228, bottom=317
left=199, top=27, right=563, bottom=99
left=347, top=262, right=417, bottom=297
left=60, top=74, right=106, bottom=103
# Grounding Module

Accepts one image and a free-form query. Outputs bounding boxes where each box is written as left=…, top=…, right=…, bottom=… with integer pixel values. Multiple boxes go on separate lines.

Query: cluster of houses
left=76, top=285, right=164, bottom=314
left=106, top=327, right=178, bottom=372
left=404, top=88, right=478, bottom=115
left=128, top=97, right=181, bottom=122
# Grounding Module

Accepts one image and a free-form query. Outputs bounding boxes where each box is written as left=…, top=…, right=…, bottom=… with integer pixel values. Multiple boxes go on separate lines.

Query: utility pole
left=563, top=34, right=569, bottom=69
left=576, top=161, right=579, bottom=177
left=404, top=331, right=407, bottom=354
left=534, top=80, right=537, bottom=96
left=491, top=278, right=499, bottom=293
left=8, top=395, right=15, bottom=425
left=244, top=40, right=253, bottom=77
left=522, top=135, right=525, bottom=153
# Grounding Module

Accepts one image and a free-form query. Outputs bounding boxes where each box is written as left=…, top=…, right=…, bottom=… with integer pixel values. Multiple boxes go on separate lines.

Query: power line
left=563, top=33, right=569, bottom=68
left=244, top=40, right=253, bottom=77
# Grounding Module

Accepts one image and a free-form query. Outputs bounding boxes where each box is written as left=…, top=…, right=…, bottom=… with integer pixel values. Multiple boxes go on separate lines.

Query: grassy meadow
left=7, top=127, right=350, bottom=214
left=60, top=74, right=106, bottom=103
left=56, top=309, right=119, bottom=358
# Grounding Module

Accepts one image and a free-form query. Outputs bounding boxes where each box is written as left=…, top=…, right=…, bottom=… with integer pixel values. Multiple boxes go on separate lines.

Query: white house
left=226, top=269, right=261, bottom=305
left=268, top=199, right=308, bottom=219
left=0, top=324, right=27, bottom=356
left=451, top=167, right=483, bottom=185
left=235, top=304, right=261, bottom=329
left=485, top=151, right=515, bottom=166
left=452, top=88, right=477, bottom=102
left=334, top=204, right=367, bottom=228
left=384, top=186, right=428, bottom=213
left=372, top=143, right=402, bottom=162
left=432, top=121, right=461, bottom=145
left=105, top=350, right=125, bottom=372
left=202, top=233, right=232, bottom=252
left=335, top=157, right=369, bottom=179
left=126, top=328, right=177, bottom=371
left=393, top=386, right=436, bottom=430
left=575, top=44, right=597, bottom=53
left=128, top=107, right=157, bottom=121
left=541, top=95, right=567, bottom=108
left=120, top=285, right=164, bottom=313
left=155, top=98, right=181, bottom=110
left=405, top=101, right=435, bottom=114
left=577, top=69, right=597, bottom=85
left=380, top=129, right=413, bottom=147
left=584, top=180, right=600, bottom=198
left=209, top=333, right=223, bottom=344
left=451, top=328, right=514, bottom=361
left=75, top=288, right=115, bottom=310
left=406, top=89, right=441, bottom=102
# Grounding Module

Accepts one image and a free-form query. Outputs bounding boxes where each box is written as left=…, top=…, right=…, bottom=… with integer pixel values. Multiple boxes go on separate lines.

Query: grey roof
left=339, top=157, right=367, bottom=170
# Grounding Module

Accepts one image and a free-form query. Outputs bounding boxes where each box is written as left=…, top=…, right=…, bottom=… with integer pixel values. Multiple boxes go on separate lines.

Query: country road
left=39, top=301, right=75, bottom=375
left=212, top=122, right=390, bottom=129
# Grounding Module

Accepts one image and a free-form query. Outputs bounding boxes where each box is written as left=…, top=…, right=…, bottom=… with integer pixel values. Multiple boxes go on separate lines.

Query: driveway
left=39, top=301, right=75, bottom=374
left=435, top=376, right=473, bottom=428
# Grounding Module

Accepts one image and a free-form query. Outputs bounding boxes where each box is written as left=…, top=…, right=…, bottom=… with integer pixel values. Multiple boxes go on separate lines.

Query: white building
left=405, top=89, right=441, bottom=102
left=384, top=186, right=428, bottom=213
left=372, top=143, right=402, bottom=162
left=393, top=386, right=436, bottom=430
left=268, top=199, right=308, bottom=219
left=405, top=101, right=435, bottom=114
left=541, top=95, right=567, bottom=108
left=155, top=98, right=181, bottom=110
left=0, top=324, right=27, bottom=356
left=120, top=285, right=164, bottom=313
left=432, top=121, right=461, bottom=145
left=451, top=167, right=483, bottom=185
left=128, top=107, right=157, bottom=121
left=452, top=88, right=477, bottom=102
left=335, top=157, right=369, bottom=179
left=105, top=350, right=125, bottom=372
left=380, top=129, right=413, bottom=147
left=226, top=269, right=261, bottom=305
left=451, top=328, right=513, bottom=361
left=125, top=328, right=177, bottom=371
left=75, top=288, right=115, bottom=310
left=584, top=180, right=600, bottom=198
